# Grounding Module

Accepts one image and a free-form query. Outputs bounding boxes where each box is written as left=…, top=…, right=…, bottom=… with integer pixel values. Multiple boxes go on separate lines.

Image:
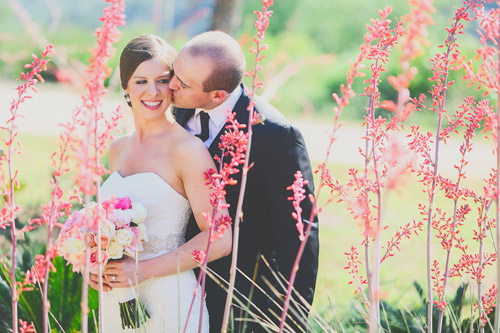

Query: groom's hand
left=89, top=272, right=113, bottom=292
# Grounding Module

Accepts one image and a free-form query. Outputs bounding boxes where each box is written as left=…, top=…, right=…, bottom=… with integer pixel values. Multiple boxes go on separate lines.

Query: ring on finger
left=111, top=274, right=117, bottom=282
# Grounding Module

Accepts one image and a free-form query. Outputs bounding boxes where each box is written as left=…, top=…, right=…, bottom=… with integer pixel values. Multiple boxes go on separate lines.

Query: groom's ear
left=210, top=90, right=228, bottom=104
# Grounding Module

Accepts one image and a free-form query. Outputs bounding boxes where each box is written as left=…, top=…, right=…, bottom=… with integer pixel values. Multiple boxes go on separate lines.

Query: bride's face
left=125, top=57, right=172, bottom=119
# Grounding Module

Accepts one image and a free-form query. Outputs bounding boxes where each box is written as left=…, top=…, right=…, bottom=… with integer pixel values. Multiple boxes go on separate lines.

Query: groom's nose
left=168, top=75, right=179, bottom=90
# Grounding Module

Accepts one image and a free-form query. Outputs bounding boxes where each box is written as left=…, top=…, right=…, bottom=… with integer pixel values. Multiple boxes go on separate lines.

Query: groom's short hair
left=183, top=31, right=246, bottom=94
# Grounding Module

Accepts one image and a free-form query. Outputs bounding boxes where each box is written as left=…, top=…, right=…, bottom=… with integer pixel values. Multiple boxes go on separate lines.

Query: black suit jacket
left=176, top=84, right=319, bottom=332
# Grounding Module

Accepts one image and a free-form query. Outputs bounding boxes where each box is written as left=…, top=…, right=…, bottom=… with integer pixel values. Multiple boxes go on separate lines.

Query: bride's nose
left=146, top=82, right=159, bottom=96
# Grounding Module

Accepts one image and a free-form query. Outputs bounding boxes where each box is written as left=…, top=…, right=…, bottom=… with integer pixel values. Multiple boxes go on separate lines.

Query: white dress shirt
left=185, top=85, right=243, bottom=148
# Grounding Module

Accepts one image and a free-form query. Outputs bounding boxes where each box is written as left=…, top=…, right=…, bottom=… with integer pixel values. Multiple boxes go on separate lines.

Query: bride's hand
left=103, top=257, right=144, bottom=287
left=89, top=272, right=113, bottom=292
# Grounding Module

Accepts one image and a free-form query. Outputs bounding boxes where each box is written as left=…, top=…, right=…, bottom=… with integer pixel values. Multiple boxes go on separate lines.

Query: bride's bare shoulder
left=110, top=133, right=133, bottom=151
left=109, top=133, right=133, bottom=168
left=171, top=129, right=212, bottom=163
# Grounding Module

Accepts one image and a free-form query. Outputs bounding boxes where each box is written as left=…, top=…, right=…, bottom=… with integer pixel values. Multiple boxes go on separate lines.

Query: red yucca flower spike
left=0, top=43, right=54, bottom=333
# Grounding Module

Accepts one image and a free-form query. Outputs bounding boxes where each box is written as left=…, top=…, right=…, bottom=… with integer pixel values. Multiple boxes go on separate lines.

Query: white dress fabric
left=100, top=171, right=209, bottom=332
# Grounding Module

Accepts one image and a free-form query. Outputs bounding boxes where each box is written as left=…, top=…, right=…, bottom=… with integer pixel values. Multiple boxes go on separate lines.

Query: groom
left=171, top=31, right=319, bottom=332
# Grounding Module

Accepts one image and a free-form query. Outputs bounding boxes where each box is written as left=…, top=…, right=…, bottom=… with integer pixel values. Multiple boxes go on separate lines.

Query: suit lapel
left=208, top=84, right=251, bottom=157
left=175, top=108, right=195, bottom=127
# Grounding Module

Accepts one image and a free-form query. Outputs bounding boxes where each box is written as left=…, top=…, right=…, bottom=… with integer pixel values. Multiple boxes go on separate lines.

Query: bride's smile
left=125, top=56, right=172, bottom=119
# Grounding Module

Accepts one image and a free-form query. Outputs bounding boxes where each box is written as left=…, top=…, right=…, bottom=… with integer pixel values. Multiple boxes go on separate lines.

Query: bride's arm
left=104, top=138, right=232, bottom=286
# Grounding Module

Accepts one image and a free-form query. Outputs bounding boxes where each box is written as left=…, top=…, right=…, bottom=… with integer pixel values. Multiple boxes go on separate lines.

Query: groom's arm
left=103, top=137, right=232, bottom=287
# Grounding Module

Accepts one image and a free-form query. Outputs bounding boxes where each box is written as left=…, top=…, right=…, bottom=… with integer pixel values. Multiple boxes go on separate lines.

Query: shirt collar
left=195, top=85, right=243, bottom=128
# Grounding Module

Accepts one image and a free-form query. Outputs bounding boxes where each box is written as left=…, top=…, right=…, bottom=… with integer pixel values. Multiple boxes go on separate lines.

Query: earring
left=124, top=93, right=131, bottom=107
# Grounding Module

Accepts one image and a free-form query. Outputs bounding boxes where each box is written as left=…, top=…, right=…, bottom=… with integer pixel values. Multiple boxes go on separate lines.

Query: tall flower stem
left=221, top=79, right=256, bottom=333
left=1, top=45, right=53, bottom=333
left=495, top=37, right=500, bottom=333
left=8, top=111, right=19, bottom=333
left=437, top=141, right=468, bottom=331
left=66, top=1, right=124, bottom=330
left=221, top=1, right=273, bottom=331
left=367, top=95, right=383, bottom=331
left=426, top=4, right=472, bottom=327
left=495, top=8, right=500, bottom=330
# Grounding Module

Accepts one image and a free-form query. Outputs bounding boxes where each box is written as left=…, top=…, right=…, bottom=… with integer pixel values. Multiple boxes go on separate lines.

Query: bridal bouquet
left=55, top=196, right=150, bottom=329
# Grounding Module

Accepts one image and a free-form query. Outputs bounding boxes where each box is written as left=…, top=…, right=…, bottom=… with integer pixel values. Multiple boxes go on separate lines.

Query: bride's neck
left=133, top=115, right=174, bottom=142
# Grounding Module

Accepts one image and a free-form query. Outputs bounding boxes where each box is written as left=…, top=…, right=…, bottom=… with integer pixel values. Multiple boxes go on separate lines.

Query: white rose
left=127, top=202, right=147, bottom=224
left=115, top=228, right=134, bottom=246
left=107, top=239, right=124, bottom=259
left=100, top=219, right=116, bottom=235
left=64, top=237, right=85, bottom=258
left=137, top=223, right=148, bottom=242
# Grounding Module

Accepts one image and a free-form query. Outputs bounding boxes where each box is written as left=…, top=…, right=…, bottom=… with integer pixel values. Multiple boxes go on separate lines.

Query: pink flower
left=89, top=232, right=110, bottom=249
left=109, top=209, right=132, bottom=228
left=124, top=230, right=144, bottom=255
left=115, top=196, right=132, bottom=210
left=89, top=247, right=108, bottom=273
left=192, top=250, right=206, bottom=264
left=63, top=210, right=84, bottom=230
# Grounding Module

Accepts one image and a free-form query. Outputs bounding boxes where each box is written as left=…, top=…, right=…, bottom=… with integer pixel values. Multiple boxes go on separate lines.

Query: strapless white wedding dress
left=100, top=171, right=209, bottom=332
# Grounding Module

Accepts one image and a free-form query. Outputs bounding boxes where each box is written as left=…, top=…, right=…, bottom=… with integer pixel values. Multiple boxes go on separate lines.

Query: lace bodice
left=100, top=171, right=192, bottom=260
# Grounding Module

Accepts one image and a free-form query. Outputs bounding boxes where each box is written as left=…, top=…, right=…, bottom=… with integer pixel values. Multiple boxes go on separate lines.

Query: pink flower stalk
left=478, top=284, right=496, bottom=328
left=380, top=220, right=424, bottom=263
left=18, top=319, right=36, bottom=333
left=63, top=1, right=125, bottom=331
left=344, top=246, right=369, bottom=303
left=185, top=163, right=233, bottom=332
left=403, top=2, right=485, bottom=330
left=0, top=43, right=53, bottom=333
left=278, top=171, right=314, bottom=330
left=221, top=1, right=274, bottom=332
left=452, top=2, right=500, bottom=327
left=453, top=3, right=499, bottom=97
left=185, top=109, right=246, bottom=332
left=73, top=0, right=124, bottom=196
left=382, top=0, right=435, bottom=120
left=25, top=103, right=84, bottom=332
left=287, top=171, right=309, bottom=241
left=347, top=6, right=404, bottom=329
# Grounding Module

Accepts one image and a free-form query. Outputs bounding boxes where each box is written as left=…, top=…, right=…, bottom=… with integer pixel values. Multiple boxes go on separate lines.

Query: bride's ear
left=210, top=90, right=228, bottom=104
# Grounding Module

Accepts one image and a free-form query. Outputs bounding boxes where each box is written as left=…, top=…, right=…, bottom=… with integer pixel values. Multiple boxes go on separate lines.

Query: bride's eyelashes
left=133, top=78, right=170, bottom=85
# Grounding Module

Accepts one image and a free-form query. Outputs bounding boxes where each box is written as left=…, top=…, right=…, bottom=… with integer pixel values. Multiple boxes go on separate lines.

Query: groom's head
left=169, top=31, right=246, bottom=110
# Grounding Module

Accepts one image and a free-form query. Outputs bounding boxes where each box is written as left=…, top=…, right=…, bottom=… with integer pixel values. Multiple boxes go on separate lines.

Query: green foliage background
left=0, top=0, right=492, bottom=124
left=1, top=0, right=499, bottom=330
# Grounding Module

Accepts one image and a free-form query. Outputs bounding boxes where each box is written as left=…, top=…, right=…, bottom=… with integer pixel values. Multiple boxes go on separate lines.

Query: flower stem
left=494, top=35, right=500, bottom=333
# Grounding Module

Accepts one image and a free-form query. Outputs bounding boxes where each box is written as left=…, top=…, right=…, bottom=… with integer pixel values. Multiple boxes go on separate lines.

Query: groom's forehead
left=174, top=53, right=211, bottom=86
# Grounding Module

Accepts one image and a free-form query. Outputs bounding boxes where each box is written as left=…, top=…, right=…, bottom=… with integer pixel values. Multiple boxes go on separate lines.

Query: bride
left=89, top=34, right=232, bottom=332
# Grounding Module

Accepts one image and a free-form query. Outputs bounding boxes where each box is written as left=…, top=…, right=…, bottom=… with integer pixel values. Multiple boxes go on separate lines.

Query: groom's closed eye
left=170, top=68, right=190, bottom=89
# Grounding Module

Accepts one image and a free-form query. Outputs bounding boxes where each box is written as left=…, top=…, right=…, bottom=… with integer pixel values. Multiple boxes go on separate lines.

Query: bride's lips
left=142, top=100, right=162, bottom=110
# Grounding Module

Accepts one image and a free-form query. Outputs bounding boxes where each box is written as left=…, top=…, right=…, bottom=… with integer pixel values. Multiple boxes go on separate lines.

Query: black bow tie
left=195, top=111, right=210, bottom=142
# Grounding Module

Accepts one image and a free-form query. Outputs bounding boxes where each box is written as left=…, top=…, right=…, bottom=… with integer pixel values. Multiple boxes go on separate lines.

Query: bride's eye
left=158, top=78, right=170, bottom=84
left=135, top=80, right=147, bottom=85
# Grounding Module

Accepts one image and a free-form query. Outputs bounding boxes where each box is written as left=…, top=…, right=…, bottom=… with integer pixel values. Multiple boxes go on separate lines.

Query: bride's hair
left=119, top=34, right=177, bottom=90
